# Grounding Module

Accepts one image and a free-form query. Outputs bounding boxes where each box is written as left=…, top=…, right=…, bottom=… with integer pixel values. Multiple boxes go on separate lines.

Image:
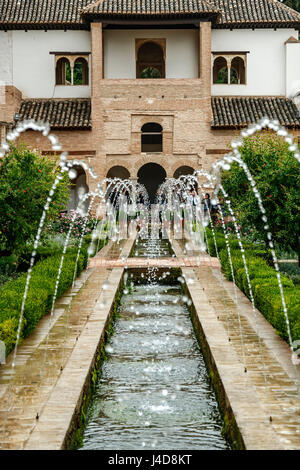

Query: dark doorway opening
left=68, top=165, right=89, bottom=214
left=138, top=163, right=166, bottom=204
left=107, top=165, right=130, bottom=180
left=173, top=165, right=194, bottom=179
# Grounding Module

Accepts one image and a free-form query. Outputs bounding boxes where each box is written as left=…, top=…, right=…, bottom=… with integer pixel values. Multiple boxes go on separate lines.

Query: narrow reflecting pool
left=79, top=238, right=230, bottom=450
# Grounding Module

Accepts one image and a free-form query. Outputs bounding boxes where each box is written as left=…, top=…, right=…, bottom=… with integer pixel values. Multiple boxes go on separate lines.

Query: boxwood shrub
left=206, top=228, right=299, bottom=345
left=0, top=246, right=88, bottom=356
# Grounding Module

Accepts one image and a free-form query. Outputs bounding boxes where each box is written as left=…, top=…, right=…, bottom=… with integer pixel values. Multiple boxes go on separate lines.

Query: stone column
left=199, top=22, right=212, bottom=97
left=227, top=57, right=231, bottom=85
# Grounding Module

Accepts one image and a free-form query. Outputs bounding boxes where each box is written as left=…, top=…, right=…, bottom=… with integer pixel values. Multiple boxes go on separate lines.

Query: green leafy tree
left=281, top=0, right=300, bottom=12
left=216, top=67, right=238, bottom=84
left=0, top=145, right=70, bottom=257
left=141, top=67, right=161, bottom=78
left=221, top=133, right=300, bottom=265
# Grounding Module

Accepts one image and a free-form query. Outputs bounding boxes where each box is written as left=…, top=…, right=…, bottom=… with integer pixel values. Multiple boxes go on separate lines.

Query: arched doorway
left=138, top=163, right=166, bottom=203
left=107, top=165, right=130, bottom=180
left=173, top=165, right=194, bottom=179
left=106, top=166, right=131, bottom=205
left=68, top=165, right=89, bottom=214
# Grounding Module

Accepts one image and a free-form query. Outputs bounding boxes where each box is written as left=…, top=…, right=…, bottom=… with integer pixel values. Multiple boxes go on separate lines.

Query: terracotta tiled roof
left=19, top=99, right=91, bottom=129
left=0, top=0, right=91, bottom=28
left=81, top=0, right=219, bottom=16
left=0, top=0, right=299, bottom=28
left=212, top=96, right=300, bottom=128
left=211, top=0, right=300, bottom=28
left=18, top=96, right=300, bottom=130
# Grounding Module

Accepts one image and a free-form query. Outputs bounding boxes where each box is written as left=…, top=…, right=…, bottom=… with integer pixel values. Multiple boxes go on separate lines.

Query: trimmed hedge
left=279, top=262, right=300, bottom=286
left=0, top=246, right=88, bottom=356
left=19, top=233, right=105, bottom=269
left=206, top=229, right=299, bottom=344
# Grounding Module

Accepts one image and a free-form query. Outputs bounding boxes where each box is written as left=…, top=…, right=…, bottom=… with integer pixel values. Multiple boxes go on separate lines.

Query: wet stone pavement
left=0, top=240, right=127, bottom=450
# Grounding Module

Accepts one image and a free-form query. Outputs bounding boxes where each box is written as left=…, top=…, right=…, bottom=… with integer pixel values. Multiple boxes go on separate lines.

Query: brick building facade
left=1, top=0, right=300, bottom=200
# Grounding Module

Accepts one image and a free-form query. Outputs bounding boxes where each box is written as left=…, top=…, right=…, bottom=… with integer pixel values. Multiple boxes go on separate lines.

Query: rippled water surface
left=133, top=239, right=172, bottom=258
left=80, top=239, right=230, bottom=450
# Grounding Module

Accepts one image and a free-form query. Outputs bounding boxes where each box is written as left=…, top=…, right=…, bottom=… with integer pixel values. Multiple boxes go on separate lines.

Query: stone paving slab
left=0, top=238, right=134, bottom=450
left=2, top=233, right=300, bottom=450
left=24, top=236, right=135, bottom=450
left=25, top=268, right=125, bottom=450
left=89, top=254, right=220, bottom=268
left=172, top=239, right=300, bottom=450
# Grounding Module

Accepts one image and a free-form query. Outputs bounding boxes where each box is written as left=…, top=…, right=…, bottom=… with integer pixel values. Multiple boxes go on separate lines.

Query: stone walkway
left=172, top=240, right=300, bottom=450
left=1, top=235, right=300, bottom=450
left=89, top=254, right=220, bottom=268
left=0, top=240, right=128, bottom=450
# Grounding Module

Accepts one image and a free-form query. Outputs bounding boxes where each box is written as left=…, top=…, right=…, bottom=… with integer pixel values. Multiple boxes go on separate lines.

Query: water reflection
left=80, top=241, right=230, bottom=450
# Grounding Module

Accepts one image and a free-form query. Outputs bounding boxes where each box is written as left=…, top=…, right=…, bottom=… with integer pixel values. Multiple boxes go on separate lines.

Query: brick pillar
left=199, top=22, right=212, bottom=156
left=90, top=21, right=105, bottom=182
left=91, top=22, right=103, bottom=99
left=199, top=22, right=212, bottom=97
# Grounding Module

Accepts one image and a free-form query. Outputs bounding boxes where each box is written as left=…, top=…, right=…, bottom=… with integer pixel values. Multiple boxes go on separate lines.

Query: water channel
left=79, top=237, right=230, bottom=450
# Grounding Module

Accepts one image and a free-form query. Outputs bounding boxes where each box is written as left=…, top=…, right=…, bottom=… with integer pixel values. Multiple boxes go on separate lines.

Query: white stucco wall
left=103, top=29, right=198, bottom=79
left=7, top=30, right=91, bottom=98
left=0, top=31, right=13, bottom=86
left=212, top=29, right=298, bottom=96
left=285, top=41, right=300, bottom=99
left=1, top=26, right=299, bottom=98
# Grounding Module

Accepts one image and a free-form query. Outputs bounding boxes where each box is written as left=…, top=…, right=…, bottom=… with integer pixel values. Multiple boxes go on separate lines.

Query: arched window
left=73, top=58, right=89, bottom=85
left=137, top=42, right=165, bottom=79
left=213, top=57, right=228, bottom=84
left=213, top=54, right=247, bottom=85
left=56, top=57, right=71, bottom=85
left=141, top=123, right=163, bottom=153
left=231, top=57, right=246, bottom=84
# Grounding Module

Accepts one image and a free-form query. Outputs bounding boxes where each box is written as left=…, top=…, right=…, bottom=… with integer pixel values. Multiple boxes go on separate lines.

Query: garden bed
left=0, top=236, right=108, bottom=357
left=206, top=228, right=300, bottom=346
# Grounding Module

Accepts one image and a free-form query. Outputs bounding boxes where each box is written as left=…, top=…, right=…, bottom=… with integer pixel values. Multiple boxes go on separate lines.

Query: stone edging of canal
left=172, top=239, right=299, bottom=450
left=24, top=237, right=136, bottom=450
left=23, top=235, right=300, bottom=450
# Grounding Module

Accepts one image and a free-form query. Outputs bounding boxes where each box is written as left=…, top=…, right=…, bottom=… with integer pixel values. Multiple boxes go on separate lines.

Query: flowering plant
left=48, top=210, right=96, bottom=238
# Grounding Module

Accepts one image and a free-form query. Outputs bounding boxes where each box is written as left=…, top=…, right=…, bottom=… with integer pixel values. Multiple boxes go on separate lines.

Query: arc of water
left=180, top=172, right=251, bottom=370
left=190, top=118, right=300, bottom=364
left=0, top=120, right=98, bottom=449
left=194, top=119, right=300, bottom=394
left=35, top=178, right=142, bottom=424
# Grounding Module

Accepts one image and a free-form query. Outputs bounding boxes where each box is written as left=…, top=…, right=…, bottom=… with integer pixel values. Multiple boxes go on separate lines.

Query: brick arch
left=132, top=155, right=171, bottom=178
left=105, top=161, right=133, bottom=178
left=106, top=165, right=131, bottom=180
left=169, top=161, right=196, bottom=178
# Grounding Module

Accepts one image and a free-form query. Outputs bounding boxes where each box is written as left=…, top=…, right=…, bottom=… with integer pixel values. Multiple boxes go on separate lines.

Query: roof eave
left=0, top=22, right=89, bottom=31
left=81, top=11, right=221, bottom=25
left=214, top=20, right=300, bottom=30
